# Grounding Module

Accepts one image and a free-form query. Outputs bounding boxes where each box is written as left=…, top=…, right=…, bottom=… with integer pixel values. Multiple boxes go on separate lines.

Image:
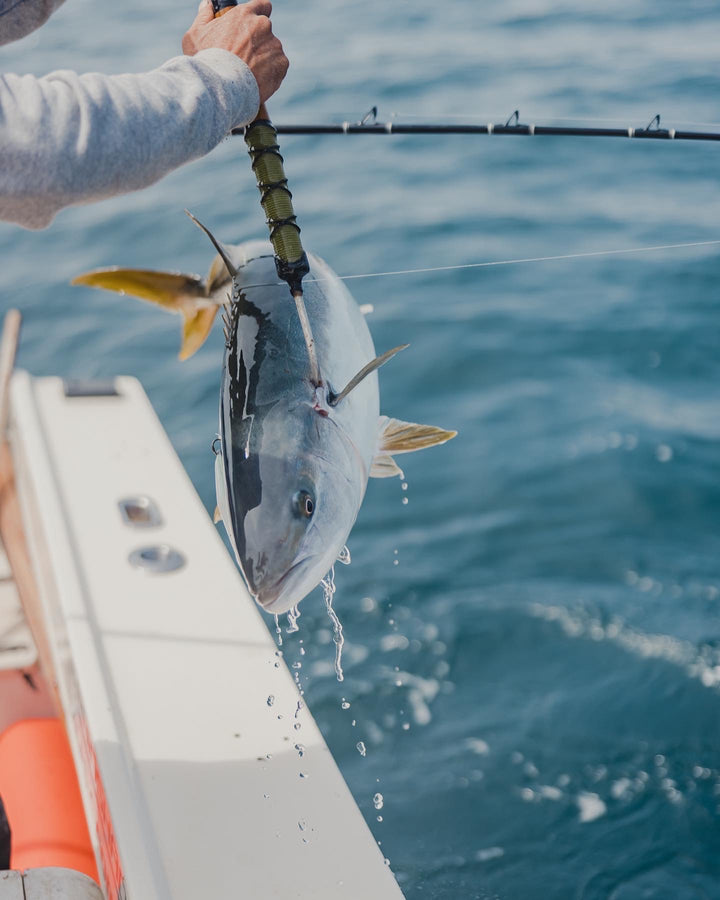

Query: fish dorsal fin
left=369, top=453, right=404, bottom=479
left=71, top=267, right=217, bottom=360
left=185, top=210, right=238, bottom=277
left=329, top=344, right=409, bottom=408
left=377, top=416, right=458, bottom=455
left=206, top=253, right=234, bottom=295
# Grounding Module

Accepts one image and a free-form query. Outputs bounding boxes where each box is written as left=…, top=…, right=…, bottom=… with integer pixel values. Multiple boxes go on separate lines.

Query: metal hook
left=505, top=110, right=520, bottom=127
left=644, top=114, right=661, bottom=131
left=358, top=106, right=378, bottom=126
left=211, top=436, right=221, bottom=456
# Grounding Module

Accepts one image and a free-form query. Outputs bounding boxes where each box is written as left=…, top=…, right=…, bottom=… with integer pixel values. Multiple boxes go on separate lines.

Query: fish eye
left=293, top=490, right=315, bottom=519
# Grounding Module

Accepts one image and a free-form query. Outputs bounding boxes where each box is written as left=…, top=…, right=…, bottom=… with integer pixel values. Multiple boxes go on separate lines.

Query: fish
left=72, top=222, right=456, bottom=614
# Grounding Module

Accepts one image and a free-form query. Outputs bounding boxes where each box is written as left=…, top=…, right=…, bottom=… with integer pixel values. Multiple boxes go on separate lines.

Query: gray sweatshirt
left=0, top=0, right=259, bottom=228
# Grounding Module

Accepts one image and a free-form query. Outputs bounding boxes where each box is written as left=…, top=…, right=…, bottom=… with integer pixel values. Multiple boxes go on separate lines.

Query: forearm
left=0, top=49, right=259, bottom=229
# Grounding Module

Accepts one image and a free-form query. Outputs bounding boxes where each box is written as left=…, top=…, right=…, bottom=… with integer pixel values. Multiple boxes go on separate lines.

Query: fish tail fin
left=71, top=268, right=218, bottom=360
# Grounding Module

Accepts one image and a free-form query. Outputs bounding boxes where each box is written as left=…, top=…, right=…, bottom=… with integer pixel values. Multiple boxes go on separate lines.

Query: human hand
left=182, top=0, right=289, bottom=104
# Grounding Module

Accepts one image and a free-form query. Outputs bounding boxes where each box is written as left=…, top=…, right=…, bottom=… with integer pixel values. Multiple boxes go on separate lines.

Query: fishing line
left=236, top=238, right=720, bottom=290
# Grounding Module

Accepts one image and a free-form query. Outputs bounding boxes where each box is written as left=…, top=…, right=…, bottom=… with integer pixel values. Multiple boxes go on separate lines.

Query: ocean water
left=2, top=1, right=720, bottom=897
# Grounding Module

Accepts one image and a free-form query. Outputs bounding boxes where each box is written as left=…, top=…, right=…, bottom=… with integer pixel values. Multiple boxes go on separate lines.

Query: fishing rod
left=211, top=0, right=319, bottom=384
left=232, top=109, right=720, bottom=142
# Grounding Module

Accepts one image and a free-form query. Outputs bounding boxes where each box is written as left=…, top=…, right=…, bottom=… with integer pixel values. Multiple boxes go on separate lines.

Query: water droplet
left=292, top=661, right=302, bottom=670
left=300, top=646, right=306, bottom=656
left=266, top=695, right=275, bottom=707
left=294, top=722, right=302, bottom=731
left=402, top=722, right=410, bottom=731
left=341, top=700, right=351, bottom=710
left=321, top=567, right=345, bottom=682
left=373, top=792, right=384, bottom=810
left=273, top=614, right=283, bottom=647
left=266, top=754, right=272, bottom=760
left=401, top=482, right=408, bottom=491
left=337, top=545, right=352, bottom=565
left=356, top=741, right=367, bottom=757
left=402, top=497, right=408, bottom=505
left=298, top=819, right=306, bottom=831
left=377, top=815, right=383, bottom=822
left=393, top=559, right=399, bottom=566
left=299, top=772, right=307, bottom=779
left=263, top=793, right=270, bottom=799
left=351, top=719, right=356, bottom=726
left=277, top=714, right=283, bottom=720
left=295, top=743, right=305, bottom=758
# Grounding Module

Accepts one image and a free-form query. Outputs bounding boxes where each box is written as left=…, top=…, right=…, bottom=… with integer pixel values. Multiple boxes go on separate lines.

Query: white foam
left=577, top=792, right=607, bottom=823
left=610, top=777, right=632, bottom=799
left=465, top=738, right=490, bottom=756
left=475, top=847, right=504, bottom=863
left=530, top=603, right=720, bottom=692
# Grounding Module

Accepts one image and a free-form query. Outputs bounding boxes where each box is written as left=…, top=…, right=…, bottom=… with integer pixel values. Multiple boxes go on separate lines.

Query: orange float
left=0, top=717, right=98, bottom=882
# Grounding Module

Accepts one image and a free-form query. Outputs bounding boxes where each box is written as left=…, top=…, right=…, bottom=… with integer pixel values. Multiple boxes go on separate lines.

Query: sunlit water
left=3, top=0, right=720, bottom=896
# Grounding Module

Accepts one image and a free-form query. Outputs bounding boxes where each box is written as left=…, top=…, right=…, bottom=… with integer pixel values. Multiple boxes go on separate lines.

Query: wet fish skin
left=216, top=243, right=378, bottom=613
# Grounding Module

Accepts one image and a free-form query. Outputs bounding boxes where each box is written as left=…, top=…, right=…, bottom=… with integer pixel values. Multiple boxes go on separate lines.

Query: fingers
left=193, top=0, right=214, bottom=26
left=244, top=0, right=272, bottom=17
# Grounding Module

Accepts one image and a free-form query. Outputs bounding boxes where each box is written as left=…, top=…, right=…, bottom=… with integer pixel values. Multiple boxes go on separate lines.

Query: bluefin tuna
left=72, top=223, right=456, bottom=614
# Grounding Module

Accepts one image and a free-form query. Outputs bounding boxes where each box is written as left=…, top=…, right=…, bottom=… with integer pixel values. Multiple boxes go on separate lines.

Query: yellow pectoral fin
left=378, top=416, right=458, bottom=455
left=369, top=454, right=405, bottom=479
left=213, top=505, right=222, bottom=524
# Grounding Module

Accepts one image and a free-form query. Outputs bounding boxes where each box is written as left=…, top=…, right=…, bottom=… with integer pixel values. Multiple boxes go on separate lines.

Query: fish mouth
left=254, top=556, right=317, bottom=615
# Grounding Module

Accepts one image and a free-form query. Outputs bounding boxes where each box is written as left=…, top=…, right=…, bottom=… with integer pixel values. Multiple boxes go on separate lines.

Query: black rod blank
left=232, top=118, right=720, bottom=142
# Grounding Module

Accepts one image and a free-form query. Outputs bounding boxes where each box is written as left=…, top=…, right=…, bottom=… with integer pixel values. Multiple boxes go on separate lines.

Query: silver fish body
left=215, top=242, right=378, bottom=614
left=72, top=230, right=456, bottom=617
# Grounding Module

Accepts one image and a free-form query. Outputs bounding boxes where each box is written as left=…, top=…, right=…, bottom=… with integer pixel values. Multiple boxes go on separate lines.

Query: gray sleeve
left=0, top=0, right=67, bottom=46
left=0, top=48, right=260, bottom=229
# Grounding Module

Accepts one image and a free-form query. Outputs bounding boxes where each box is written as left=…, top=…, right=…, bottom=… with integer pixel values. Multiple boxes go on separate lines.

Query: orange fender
left=0, top=718, right=98, bottom=882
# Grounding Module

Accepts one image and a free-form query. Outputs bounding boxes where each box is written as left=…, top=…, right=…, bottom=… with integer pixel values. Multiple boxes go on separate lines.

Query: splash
left=321, top=566, right=345, bottom=682
left=286, top=605, right=301, bottom=633
left=337, top=544, right=352, bottom=565
left=273, top=614, right=283, bottom=647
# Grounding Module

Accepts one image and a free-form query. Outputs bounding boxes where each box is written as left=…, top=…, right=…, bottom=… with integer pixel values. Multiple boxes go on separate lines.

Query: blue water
left=3, top=1, right=720, bottom=896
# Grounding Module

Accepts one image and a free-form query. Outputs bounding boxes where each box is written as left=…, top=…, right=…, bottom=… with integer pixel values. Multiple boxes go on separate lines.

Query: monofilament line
left=332, top=238, right=720, bottom=282
left=236, top=238, right=720, bottom=292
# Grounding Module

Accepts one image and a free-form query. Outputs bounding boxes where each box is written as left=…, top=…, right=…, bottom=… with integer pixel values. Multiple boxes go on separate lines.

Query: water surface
left=2, top=2, right=720, bottom=897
